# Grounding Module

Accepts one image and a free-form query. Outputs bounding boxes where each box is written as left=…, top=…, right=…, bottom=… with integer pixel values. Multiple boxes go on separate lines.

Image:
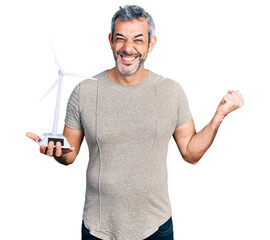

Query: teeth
left=123, top=56, right=135, bottom=61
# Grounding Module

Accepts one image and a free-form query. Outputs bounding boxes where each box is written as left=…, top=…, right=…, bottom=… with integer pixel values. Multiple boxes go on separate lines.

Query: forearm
left=54, top=150, right=77, bottom=165
left=174, top=90, right=244, bottom=164
left=185, top=111, right=224, bottom=163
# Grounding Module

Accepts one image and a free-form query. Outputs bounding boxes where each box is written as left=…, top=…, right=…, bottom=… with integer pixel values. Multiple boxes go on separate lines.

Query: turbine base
left=36, top=133, right=71, bottom=149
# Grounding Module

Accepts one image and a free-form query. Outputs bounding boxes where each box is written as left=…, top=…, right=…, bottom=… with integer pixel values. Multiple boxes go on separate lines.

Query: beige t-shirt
left=65, top=70, right=192, bottom=239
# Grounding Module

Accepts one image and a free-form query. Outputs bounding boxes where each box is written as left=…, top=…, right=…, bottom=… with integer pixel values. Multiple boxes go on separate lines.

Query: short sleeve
left=175, top=83, right=192, bottom=129
left=65, top=84, right=84, bottom=131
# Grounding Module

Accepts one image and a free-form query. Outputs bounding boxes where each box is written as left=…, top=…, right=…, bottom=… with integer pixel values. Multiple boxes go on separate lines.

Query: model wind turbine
left=36, top=41, right=96, bottom=148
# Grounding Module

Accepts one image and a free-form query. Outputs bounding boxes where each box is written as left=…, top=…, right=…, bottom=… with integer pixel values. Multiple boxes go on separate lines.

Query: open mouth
left=121, top=55, right=136, bottom=62
left=117, top=51, right=142, bottom=65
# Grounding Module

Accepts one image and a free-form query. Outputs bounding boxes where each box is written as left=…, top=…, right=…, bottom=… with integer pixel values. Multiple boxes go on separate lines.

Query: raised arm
left=173, top=90, right=244, bottom=164
left=26, top=125, right=84, bottom=165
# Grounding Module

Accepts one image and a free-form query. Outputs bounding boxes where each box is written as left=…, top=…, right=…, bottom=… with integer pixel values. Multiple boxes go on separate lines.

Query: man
left=27, top=5, right=244, bottom=240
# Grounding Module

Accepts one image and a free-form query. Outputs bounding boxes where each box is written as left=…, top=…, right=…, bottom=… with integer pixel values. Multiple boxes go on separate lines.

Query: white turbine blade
left=49, top=40, right=62, bottom=70
left=40, top=77, right=60, bottom=101
left=65, top=72, right=97, bottom=80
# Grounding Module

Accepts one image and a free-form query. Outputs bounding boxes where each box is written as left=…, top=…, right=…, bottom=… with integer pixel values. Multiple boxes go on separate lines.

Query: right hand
left=26, top=132, right=73, bottom=157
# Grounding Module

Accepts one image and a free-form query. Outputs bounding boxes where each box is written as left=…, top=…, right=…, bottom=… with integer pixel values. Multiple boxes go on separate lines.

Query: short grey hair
left=111, top=5, right=155, bottom=42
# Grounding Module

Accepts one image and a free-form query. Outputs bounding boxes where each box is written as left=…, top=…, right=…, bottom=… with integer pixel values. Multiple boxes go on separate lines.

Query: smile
left=121, top=55, right=136, bottom=62
left=117, top=50, right=142, bottom=64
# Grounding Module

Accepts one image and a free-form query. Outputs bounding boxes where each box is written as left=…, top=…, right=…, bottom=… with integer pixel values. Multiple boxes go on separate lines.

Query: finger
left=40, top=145, right=46, bottom=154
left=228, top=92, right=241, bottom=105
left=223, top=91, right=244, bottom=112
left=228, top=91, right=244, bottom=107
left=26, top=132, right=39, bottom=141
left=228, top=90, right=244, bottom=103
left=46, top=141, right=54, bottom=156
left=224, top=94, right=240, bottom=109
left=55, top=142, right=62, bottom=157
left=235, top=90, right=242, bottom=97
left=227, top=91, right=241, bottom=102
left=223, top=95, right=232, bottom=103
left=235, top=90, right=244, bottom=105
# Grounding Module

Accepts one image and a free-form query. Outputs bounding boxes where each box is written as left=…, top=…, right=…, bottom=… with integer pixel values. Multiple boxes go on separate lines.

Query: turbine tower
left=36, top=41, right=96, bottom=148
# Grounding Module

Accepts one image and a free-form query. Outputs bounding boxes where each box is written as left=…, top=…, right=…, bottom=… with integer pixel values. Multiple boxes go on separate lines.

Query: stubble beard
left=114, top=51, right=145, bottom=76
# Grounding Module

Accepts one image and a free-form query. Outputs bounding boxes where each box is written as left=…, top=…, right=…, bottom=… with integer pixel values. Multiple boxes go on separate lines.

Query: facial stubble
left=114, top=50, right=145, bottom=76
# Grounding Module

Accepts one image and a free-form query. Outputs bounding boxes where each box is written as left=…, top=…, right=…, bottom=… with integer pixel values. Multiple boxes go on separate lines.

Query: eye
left=134, top=39, right=143, bottom=43
left=115, top=37, right=125, bottom=41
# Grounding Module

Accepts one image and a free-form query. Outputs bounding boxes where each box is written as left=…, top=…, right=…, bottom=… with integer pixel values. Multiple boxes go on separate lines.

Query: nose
left=122, top=39, right=135, bottom=54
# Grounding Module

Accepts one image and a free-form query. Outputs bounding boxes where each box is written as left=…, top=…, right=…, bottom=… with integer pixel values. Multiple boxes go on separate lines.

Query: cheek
left=111, top=42, right=123, bottom=52
left=138, top=47, right=149, bottom=58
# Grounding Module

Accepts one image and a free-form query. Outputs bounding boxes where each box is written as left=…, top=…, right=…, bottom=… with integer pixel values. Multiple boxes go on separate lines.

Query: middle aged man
left=27, top=5, right=244, bottom=240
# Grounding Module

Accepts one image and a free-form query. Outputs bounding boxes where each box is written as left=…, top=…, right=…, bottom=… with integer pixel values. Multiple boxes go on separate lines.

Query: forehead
left=114, top=18, right=148, bottom=37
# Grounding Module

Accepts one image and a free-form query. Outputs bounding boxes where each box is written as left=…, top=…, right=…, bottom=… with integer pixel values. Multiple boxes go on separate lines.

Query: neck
left=107, top=66, right=149, bottom=86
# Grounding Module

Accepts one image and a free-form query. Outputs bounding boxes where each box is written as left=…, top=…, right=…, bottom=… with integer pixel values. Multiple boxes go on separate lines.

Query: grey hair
left=111, top=5, right=155, bottom=42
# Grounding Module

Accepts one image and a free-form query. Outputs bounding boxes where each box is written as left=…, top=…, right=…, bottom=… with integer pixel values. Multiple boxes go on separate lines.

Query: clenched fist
left=217, top=90, right=244, bottom=118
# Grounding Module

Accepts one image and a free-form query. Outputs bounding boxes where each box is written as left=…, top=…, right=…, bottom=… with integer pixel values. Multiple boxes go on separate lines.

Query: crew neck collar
left=105, top=70, right=151, bottom=88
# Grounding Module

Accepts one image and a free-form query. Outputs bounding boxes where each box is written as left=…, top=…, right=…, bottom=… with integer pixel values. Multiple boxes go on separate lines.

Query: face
left=109, top=18, right=156, bottom=76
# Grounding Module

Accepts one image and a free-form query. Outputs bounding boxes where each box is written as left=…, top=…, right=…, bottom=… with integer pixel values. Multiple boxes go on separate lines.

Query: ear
left=148, top=36, right=157, bottom=53
left=108, top=33, right=113, bottom=49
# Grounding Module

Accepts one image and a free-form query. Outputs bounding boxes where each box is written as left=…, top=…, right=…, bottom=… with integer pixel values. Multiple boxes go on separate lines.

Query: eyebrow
left=114, top=33, right=144, bottom=39
left=115, top=33, right=125, bottom=38
left=134, top=34, right=144, bottom=38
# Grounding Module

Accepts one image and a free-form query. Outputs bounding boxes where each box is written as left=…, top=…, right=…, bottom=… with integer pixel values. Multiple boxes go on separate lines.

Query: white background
left=1, top=0, right=270, bottom=239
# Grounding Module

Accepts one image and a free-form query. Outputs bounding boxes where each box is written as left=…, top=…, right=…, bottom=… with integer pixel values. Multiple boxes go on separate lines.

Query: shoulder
left=150, top=71, right=184, bottom=94
left=75, top=70, right=107, bottom=95
left=69, top=71, right=106, bottom=107
left=79, top=71, right=105, bottom=88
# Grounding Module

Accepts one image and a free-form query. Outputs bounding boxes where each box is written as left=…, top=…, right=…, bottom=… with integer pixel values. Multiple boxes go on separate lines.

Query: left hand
left=217, top=90, right=244, bottom=118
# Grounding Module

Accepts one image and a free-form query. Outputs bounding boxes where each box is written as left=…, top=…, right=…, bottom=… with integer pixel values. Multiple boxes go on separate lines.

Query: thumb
left=26, top=132, right=39, bottom=141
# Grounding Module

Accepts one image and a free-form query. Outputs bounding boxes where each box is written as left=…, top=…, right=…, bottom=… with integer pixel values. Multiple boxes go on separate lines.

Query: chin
left=116, top=60, right=144, bottom=76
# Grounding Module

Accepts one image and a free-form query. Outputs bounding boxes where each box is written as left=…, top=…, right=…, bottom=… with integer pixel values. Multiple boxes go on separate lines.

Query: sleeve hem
left=65, top=120, right=84, bottom=131
left=175, top=114, right=193, bottom=129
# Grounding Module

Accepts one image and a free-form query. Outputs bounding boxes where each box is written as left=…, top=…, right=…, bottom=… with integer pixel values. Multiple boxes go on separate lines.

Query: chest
left=81, top=82, right=178, bottom=149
